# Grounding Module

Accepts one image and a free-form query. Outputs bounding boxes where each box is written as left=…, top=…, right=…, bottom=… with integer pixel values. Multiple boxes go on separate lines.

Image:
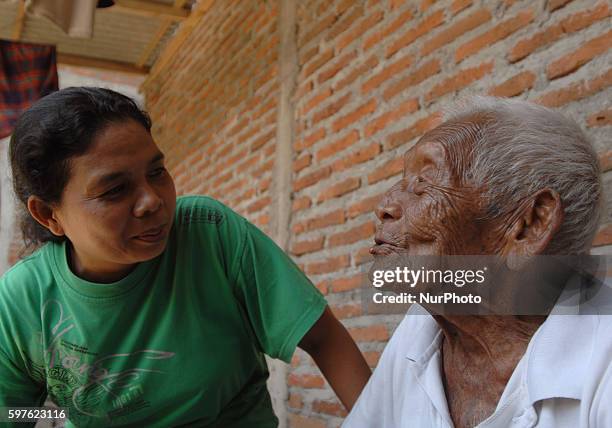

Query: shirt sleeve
left=0, top=282, right=47, bottom=427
left=232, top=218, right=327, bottom=363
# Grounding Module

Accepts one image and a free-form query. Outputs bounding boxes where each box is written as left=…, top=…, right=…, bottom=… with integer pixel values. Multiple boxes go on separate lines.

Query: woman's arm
left=298, top=306, right=371, bottom=411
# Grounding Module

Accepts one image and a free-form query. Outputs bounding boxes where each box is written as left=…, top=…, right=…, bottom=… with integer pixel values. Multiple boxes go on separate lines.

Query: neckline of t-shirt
left=49, top=240, right=158, bottom=300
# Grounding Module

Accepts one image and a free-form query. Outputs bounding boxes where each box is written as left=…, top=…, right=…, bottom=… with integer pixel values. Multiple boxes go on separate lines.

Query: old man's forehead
left=406, top=114, right=492, bottom=160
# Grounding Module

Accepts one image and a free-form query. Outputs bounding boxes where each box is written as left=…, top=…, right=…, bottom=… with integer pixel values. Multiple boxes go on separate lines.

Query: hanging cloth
left=25, top=0, right=99, bottom=39
left=0, top=40, right=59, bottom=139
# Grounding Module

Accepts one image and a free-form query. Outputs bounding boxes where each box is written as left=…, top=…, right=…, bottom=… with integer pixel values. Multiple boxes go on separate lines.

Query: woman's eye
left=149, top=167, right=166, bottom=177
left=102, top=185, right=125, bottom=198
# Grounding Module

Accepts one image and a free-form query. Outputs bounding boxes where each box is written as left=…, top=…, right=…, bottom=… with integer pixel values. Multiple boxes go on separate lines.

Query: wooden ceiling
left=0, top=0, right=195, bottom=74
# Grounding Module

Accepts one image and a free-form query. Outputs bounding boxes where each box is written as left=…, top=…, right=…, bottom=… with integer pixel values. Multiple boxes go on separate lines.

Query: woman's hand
left=298, top=306, right=371, bottom=411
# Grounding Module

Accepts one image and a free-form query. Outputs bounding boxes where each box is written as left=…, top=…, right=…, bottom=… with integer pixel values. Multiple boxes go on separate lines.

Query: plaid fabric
left=0, top=39, right=59, bottom=139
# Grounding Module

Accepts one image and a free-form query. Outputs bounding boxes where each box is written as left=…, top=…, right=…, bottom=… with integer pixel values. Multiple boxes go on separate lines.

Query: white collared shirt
left=343, top=300, right=612, bottom=428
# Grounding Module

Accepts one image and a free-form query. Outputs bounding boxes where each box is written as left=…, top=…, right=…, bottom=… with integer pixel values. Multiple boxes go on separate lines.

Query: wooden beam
left=113, top=0, right=188, bottom=20
left=57, top=53, right=149, bottom=75
left=12, top=0, right=26, bottom=40
left=137, top=17, right=173, bottom=68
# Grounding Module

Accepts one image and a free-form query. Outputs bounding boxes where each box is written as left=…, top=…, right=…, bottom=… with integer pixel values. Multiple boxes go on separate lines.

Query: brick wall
left=142, top=0, right=279, bottom=235
left=143, top=0, right=611, bottom=427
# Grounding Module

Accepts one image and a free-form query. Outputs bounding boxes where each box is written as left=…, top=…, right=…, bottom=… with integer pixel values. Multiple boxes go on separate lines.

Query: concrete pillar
left=267, top=0, right=298, bottom=426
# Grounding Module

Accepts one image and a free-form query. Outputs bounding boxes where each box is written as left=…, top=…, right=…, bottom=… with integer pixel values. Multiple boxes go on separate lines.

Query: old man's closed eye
left=344, top=96, right=611, bottom=428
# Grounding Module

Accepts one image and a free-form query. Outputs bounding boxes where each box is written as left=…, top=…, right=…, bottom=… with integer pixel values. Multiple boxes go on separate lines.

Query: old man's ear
left=505, top=188, right=563, bottom=270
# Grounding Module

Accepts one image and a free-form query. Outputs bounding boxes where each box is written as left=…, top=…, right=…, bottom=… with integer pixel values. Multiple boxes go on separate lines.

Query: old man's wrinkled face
left=372, top=124, right=500, bottom=257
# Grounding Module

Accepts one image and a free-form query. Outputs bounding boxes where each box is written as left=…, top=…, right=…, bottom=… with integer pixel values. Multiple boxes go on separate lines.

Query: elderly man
left=344, top=97, right=611, bottom=428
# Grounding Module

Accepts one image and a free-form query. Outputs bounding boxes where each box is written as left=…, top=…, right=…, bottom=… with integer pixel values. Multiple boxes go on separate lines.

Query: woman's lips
left=134, top=225, right=166, bottom=242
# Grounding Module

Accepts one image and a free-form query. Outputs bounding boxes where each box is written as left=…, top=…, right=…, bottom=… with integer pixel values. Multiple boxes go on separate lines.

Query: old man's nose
left=375, top=201, right=403, bottom=222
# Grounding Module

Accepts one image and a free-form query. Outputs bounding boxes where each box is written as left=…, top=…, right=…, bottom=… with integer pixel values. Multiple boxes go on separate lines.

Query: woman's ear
left=505, top=188, right=563, bottom=270
left=27, top=196, right=65, bottom=237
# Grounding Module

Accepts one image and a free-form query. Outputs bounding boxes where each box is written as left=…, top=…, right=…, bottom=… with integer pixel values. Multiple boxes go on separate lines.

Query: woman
left=0, top=87, right=370, bottom=427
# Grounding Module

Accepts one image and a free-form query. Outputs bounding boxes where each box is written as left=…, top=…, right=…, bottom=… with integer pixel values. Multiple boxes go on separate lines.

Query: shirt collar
left=402, top=295, right=599, bottom=405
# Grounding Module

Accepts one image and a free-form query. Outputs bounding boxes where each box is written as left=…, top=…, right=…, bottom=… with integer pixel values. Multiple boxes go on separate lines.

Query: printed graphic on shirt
left=37, top=299, right=175, bottom=426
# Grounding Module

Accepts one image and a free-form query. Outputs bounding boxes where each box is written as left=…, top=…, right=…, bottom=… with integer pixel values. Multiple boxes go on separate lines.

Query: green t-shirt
left=0, top=196, right=326, bottom=427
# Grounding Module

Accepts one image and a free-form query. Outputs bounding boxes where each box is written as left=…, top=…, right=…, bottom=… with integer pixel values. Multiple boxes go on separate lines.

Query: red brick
left=362, top=54, right=413, bottom=93
left=455, top=9, right=534, bottom=63
left=337, top=10, right=385, bottom=51
left=288, top=373, right=325, bottom=388
left=292, top=196, right=312, bottom=212
left=312, top=92, right=352, bottom=125
left=295, top=128, right=326, bottom=152
left=365, top=98, right=419, bottom=137
left=363, top=9, right=414, bottom=51
left=304, top=48, right=334, bottom=78
left=247, top=196, right=270, bottom=214
left=537, top=69, right=612, bottom=107
left=508, top=24, right=564, bottom=63
left=329, top=220, right=376, bottom=247
left=331, top=143, right=381, bottom=172
left=546, top=30, right=612, bottom=80
left=425, top=61, right=494, bottom=102
left=290, top=353, right=300, bottom=368
left=548, top=0, right=573, bottom=12
left=259, top=177, right=271, bottom=193
left=418, top=0, right=435, bottom=10
left=312, top=400, right=348, bottom=417
left=331, top=303, right=362, bottom=319
left=300, top=13, right=337, bottom=46
left=593, top=223, right=612, bottom=247
left=293, top=153, right=312, bottom=173
left=421, top=8, right=492, bottom=56
left=288, top=414, right=326, bottom=428
left=588, top=109, right=612, bottom=127
left=305, top=255, right=351, bottom=275
left=336, top=0, right=355, bottom=15
left=315, top=279, right=329, bottom=295
left=349, top=324, right=389, bottom=342
left=599, top=150, right=612, bottom=172
left=334, top=55, right=379, bottom=91
left=561, top=2, right=610, bottom=33
left=347, top=192, right=384, bottom=218
left=303, top=88, right=333, bottom=115
left=383, top=59, right=441, bottom=101
left=317, top=50, right=358, bottom=84
left=307, top=209, right=347, bottom=232
left=385, top=112, right=442, bottom=150
left=316, top=130, right=360, bottom=162
left=299, top=46, right=319, bottom=66
left=293, top=166, right=332, bottom=192
left=288, top=393, right=303, bottom=409
left=330, top=273, right=365, bottom=293
left=451, top=0, right=473, bottom=15
left=332, top=99, right=377, bottom=132
left=291, top=236, right=325, bottom=256
left=318, top=177, right=361, bottom=202
left=326, top=6, right=364, bottom=43
left=364, top=351, right=382, bottom=366
left=368, top=156, right=403, bottom=184
left=488, top=71, right=536, bottom=97
left=251, top=130, right=275, bottom=151
left=386, top=10, right=445, bottom=58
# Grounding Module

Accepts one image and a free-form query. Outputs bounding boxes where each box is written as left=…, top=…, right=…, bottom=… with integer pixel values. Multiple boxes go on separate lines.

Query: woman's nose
left=375, top=200, right=403, bottom=222
left=134, top=185, right=162, bottom=217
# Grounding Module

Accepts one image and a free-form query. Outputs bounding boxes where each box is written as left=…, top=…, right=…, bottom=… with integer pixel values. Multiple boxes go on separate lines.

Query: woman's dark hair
left=9, top=87, right=152, bottom=248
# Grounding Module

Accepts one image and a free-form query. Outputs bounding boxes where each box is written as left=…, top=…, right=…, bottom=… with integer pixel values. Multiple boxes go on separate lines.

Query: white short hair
left=444, top=96, right=603, bottom=255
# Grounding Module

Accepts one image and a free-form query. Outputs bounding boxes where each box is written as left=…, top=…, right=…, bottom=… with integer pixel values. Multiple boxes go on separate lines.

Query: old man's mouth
left=370, top=237, right=405, bottom=255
